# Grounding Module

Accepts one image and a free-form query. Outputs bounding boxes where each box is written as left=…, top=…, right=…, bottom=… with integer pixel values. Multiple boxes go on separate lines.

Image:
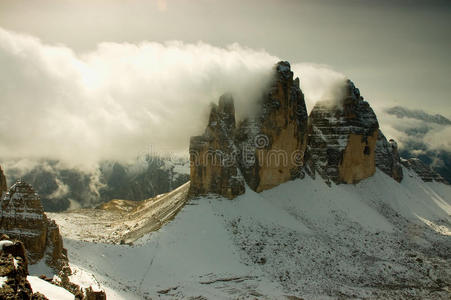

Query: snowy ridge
left=48, top=182, right=190, bottom=244
left=53, top=169, right=451, bottom=299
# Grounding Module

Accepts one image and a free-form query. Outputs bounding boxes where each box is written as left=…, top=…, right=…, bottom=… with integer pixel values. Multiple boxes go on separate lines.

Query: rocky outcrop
left=0, top=180, right=68, bottom=271
left=189, top=94, right=246, bottom=199
left=0, top=239, right=48, bottom=299
left=306, top=80, right=379, bottom=184
left=235, top=61, right=308, bottom=192
left=189, top=61, right=308, bottom=198
left=375, top=130, right=403, bottom=182
left=401, top=158, right=448, bottom=184
left=0, top=166, right=6, bottom=197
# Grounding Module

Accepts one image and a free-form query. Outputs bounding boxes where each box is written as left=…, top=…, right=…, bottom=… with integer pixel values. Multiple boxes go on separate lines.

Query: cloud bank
left=0, top=27, right=345, bottom=168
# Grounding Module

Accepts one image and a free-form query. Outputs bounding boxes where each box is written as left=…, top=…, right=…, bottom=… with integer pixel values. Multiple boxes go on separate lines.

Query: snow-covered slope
left=49, top=168, right=451, bottom=299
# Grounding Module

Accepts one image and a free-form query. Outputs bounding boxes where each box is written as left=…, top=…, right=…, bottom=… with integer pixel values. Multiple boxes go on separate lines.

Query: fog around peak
left=0, top=27, right=346, bottom=168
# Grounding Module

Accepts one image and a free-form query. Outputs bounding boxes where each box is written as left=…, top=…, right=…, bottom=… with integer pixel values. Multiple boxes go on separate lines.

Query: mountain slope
left=51, top=168, right=451, bottom=299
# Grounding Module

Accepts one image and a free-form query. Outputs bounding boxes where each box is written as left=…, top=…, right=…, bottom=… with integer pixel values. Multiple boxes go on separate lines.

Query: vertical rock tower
left=235, top=61, right=309, bottom=192
left=189, top=94, right=246, bottom=199
left=189, top=61, right=309, bottom=198
left=0, top=179, right=67, bottom=271
left=307, top=80, right=379, bottom=184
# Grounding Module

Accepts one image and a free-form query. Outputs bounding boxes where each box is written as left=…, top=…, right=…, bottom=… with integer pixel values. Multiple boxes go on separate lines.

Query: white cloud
left=0, top=27, right=346, bottom=168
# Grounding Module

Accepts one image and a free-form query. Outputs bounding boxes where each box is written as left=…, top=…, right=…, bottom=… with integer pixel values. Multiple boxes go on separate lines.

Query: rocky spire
left=189, top=94, right=246, bottom=199
left=0, top=179, right=68, bottom=271
left=375, top=130, right=403, bottom=182
left=189, top=61, right=309, bottom=198
left=235, top=61, right=309, bottom=192
left=306, top=79, right=379, bottom=184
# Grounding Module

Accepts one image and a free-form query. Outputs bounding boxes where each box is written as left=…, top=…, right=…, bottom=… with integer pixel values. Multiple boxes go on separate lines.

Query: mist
left=0, top=27, right=345, bottom=169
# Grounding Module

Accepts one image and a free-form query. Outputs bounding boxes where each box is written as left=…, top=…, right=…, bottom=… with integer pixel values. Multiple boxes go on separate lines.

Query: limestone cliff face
left=0, top=180, right=68, bottom=271
left=235, top=61, right=309, bottom=192
left=401, top=158, right=448, bottom=184
left=189, top=61, right=308, bottom=199
left=307, top=80, right=379, bottom=184
left=189, top=94, right=246, bottom=199
left=375, top=130, right=403, bottom=182
left=0, top=166, right=6, bottom=197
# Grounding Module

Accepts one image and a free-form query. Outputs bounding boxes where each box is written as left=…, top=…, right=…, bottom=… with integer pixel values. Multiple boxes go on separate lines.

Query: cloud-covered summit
left=0, top=27, right=345, bottom=168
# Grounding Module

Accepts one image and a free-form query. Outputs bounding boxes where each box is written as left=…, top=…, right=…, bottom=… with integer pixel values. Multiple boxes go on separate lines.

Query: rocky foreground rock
left=0, top=180, right=68, bottom=271
left=0, top=239, right=48, bottom=299
left=189, top=61, right=405, bottom=199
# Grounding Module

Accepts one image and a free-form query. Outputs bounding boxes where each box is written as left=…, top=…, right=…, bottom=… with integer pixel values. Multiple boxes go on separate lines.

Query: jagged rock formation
left=0, top=180, right=68, bottom=271
left=189, top=94, right=245, bottom=199
left=235, top=61, right=308, bottom=192
left=306, top=80, right=379, bottom=184
left=375, top=130, right=403, bottom=182
left=0, top=166, right=7, bottom=197
left=401, top=158, right=448, bottom=184
left=0, top=239, right=48, bottom=299
left=190, top=61, right=309, bottom=198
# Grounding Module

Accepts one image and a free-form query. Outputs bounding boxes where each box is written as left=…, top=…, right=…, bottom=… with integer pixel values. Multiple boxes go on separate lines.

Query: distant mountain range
left=3, top=156, right=190, bottom=212
left=385, top=106, right=451, bottom=183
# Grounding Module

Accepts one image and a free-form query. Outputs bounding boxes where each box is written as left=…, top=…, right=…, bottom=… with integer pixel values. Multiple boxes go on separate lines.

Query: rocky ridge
left=401, top=158, right=448, bottom=184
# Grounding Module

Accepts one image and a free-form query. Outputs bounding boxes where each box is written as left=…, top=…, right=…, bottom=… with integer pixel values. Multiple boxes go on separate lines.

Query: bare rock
left=189, top=94, right=245, bottom=199
left=0, top=179, right=68, bottom=271
left=375, top=130, right=403, bottom=182
left=0, top=239, right=49, bottom=300
left=235, top=61, right=308, bottom=192
left=401, top=158, right=448, bottom=184
left=306, top=80, right=379, bottom=184
left=189, top=61, right=309, bottom=199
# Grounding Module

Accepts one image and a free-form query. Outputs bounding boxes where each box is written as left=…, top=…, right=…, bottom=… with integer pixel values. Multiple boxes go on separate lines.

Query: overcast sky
left=1, top=0, right=449, bottom=114
left=0, top=0, right=450, bottom=165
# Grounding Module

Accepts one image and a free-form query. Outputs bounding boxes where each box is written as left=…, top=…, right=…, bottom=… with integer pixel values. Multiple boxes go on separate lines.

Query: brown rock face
left=235, top=61, right=308, bottom=192
left=375, top=130, right=403, bottom=182
left=189, top=61, right=308, bottom=198
left=0, top=180, right=68, bottom=271
left=307, top=80, right=379, bottom=184
left=0, top=239, right=49, bottom=299
left=0, top=166, right=7, bottom=196
left=189, top=94, right=246, bottom=199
